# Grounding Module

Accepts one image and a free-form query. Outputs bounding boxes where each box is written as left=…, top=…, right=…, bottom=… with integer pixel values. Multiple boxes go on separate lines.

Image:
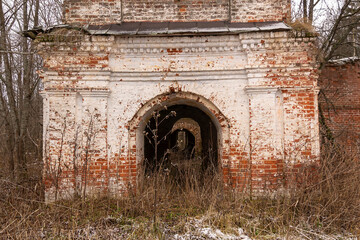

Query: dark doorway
left=143, top=104, right=218, bottom=178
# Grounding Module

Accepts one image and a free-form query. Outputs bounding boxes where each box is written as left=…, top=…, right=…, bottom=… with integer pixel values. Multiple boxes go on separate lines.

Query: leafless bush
left=291, top=140, right=360, bottom=232
left=1, top=140, right=359, bottom=239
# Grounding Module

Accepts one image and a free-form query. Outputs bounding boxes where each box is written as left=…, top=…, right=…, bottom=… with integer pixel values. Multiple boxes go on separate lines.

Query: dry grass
left=289, top=19, right=318, bottom=37
left=1, top=143, right=360, bottom=239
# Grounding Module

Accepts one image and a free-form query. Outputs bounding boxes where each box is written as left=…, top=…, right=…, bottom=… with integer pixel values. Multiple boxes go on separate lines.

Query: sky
left=292, top=0, right=342, bottom=26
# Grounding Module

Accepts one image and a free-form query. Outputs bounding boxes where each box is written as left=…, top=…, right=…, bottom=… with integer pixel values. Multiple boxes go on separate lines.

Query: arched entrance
left=128, top=92, right=230, bottom=186
left=143, top=104, right=218, bottom=175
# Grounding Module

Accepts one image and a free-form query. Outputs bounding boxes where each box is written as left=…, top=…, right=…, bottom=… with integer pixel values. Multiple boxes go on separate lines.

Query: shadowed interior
left=143, top=104, right=218, bottom=175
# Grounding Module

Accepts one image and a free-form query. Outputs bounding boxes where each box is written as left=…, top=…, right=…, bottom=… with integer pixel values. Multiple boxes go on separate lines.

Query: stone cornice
left=38, top=30, right=315, bottom=56
left=41, top=71, right=111, bottom=81
left=79, top=90, right=111, bottom=98
left=40, top=91, right=77, bottom=97
left=41, top=67, right=317, bottom=82
left=244, top=86, right=280, bottom=94
left=110, top=70, right=248, bottom=81
left=115, top=45, right=243, bottom=55
left=245, top=86, right=319, bottom=95
left=43, top=88, right=111, bottom=98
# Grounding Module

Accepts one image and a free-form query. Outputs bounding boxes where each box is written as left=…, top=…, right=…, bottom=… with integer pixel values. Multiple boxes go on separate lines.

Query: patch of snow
left=172, top=217, right=252, bottom=240
left=329, top=57, right=360, bottom=65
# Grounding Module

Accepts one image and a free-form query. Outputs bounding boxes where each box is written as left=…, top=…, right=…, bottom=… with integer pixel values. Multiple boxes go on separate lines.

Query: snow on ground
left=39, top=215, right=358, bottom=239
left=172, top=217, right=252, bottom=240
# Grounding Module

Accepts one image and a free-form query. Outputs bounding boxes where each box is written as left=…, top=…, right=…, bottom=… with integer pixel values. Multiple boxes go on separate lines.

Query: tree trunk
left=309, top=0, right=314, bottom=23
left=0, top=0, right=19, bottom=181
left=303, top=0, right=308, bottom=21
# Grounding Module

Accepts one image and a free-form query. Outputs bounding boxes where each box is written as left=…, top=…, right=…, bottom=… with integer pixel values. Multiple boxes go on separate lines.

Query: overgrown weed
left=1, top=142, right=359, bottom=239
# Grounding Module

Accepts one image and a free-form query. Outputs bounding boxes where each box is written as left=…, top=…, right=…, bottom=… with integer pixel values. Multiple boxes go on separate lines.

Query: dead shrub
left=290, top=140, right=360, bottom=232
left=1, top=142, right=359, bottom=239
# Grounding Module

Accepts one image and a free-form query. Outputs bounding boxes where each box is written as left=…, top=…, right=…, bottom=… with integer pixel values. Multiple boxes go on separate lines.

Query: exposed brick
left=319, top=59, right=360, bottom=151
left=63, top=0, right=290, bottom=25
left=39, top=2, right=318, bottom=202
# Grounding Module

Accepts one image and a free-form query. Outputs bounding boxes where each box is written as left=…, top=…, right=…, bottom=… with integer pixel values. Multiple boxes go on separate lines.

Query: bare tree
left=302, top=0, right=360, bottom=142
left=321, top=0, right=360, bottom=62
left=293, top=0, right=322, bottom=23
left=0, top=0, right=62, bottom=184
left=303, top=0, right=323, bottom=23
left=293, top=0, right=360, bottom=62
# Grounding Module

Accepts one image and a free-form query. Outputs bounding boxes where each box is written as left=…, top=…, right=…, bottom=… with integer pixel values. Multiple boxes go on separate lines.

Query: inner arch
left=143, top=104, right=218, bottom=175
left=171, top=118, right=202, bottom=156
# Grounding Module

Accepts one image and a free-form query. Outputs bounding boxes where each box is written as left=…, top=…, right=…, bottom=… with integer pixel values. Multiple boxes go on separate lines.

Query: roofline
left=23, top=21, right=292, bottom=39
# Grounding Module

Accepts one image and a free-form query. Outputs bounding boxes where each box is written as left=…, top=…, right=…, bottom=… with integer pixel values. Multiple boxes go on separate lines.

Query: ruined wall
left=63, top=0, right=291, bottom=25
left=38, top=29, right=319, bottom=200
left=319, top=59, right=360, bottom=151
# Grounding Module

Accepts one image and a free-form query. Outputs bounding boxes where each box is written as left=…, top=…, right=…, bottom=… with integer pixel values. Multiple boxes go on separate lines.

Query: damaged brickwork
left=319, top=58, right=360, bottom=152
left=31, top=1, right=319, bottom=201
left=63, top=0, right=291, bottom=25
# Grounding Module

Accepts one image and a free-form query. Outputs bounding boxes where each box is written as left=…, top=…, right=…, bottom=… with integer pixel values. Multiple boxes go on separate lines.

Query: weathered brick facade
left=319, top=58, right=360, bottom=151
left=63, top=0, right=291, bottom=25
left=32, top=1, right=319, bottom=201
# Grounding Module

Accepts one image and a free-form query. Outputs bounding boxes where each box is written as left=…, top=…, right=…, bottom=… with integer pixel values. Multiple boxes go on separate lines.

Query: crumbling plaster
left=38, top=27, right=320, bottom=201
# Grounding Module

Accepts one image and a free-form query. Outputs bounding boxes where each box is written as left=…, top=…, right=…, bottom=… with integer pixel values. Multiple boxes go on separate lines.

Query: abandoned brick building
left=28, top=0, right=320, bottom=201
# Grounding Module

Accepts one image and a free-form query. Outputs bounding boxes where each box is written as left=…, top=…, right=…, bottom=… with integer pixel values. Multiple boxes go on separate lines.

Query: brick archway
left=128, top=91, right=230, bottom=185
left=171, top=118, right=202, bottom=156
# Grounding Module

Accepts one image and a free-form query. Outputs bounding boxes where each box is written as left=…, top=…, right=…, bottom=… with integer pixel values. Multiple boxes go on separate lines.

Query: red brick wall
left=319, top=60, right=360, bottom=150
left=63, top=0, right=291, bottom=25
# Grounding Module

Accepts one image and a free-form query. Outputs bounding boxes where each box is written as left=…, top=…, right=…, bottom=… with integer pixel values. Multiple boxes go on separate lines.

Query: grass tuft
left=1, top=142, right=359, bottom=239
